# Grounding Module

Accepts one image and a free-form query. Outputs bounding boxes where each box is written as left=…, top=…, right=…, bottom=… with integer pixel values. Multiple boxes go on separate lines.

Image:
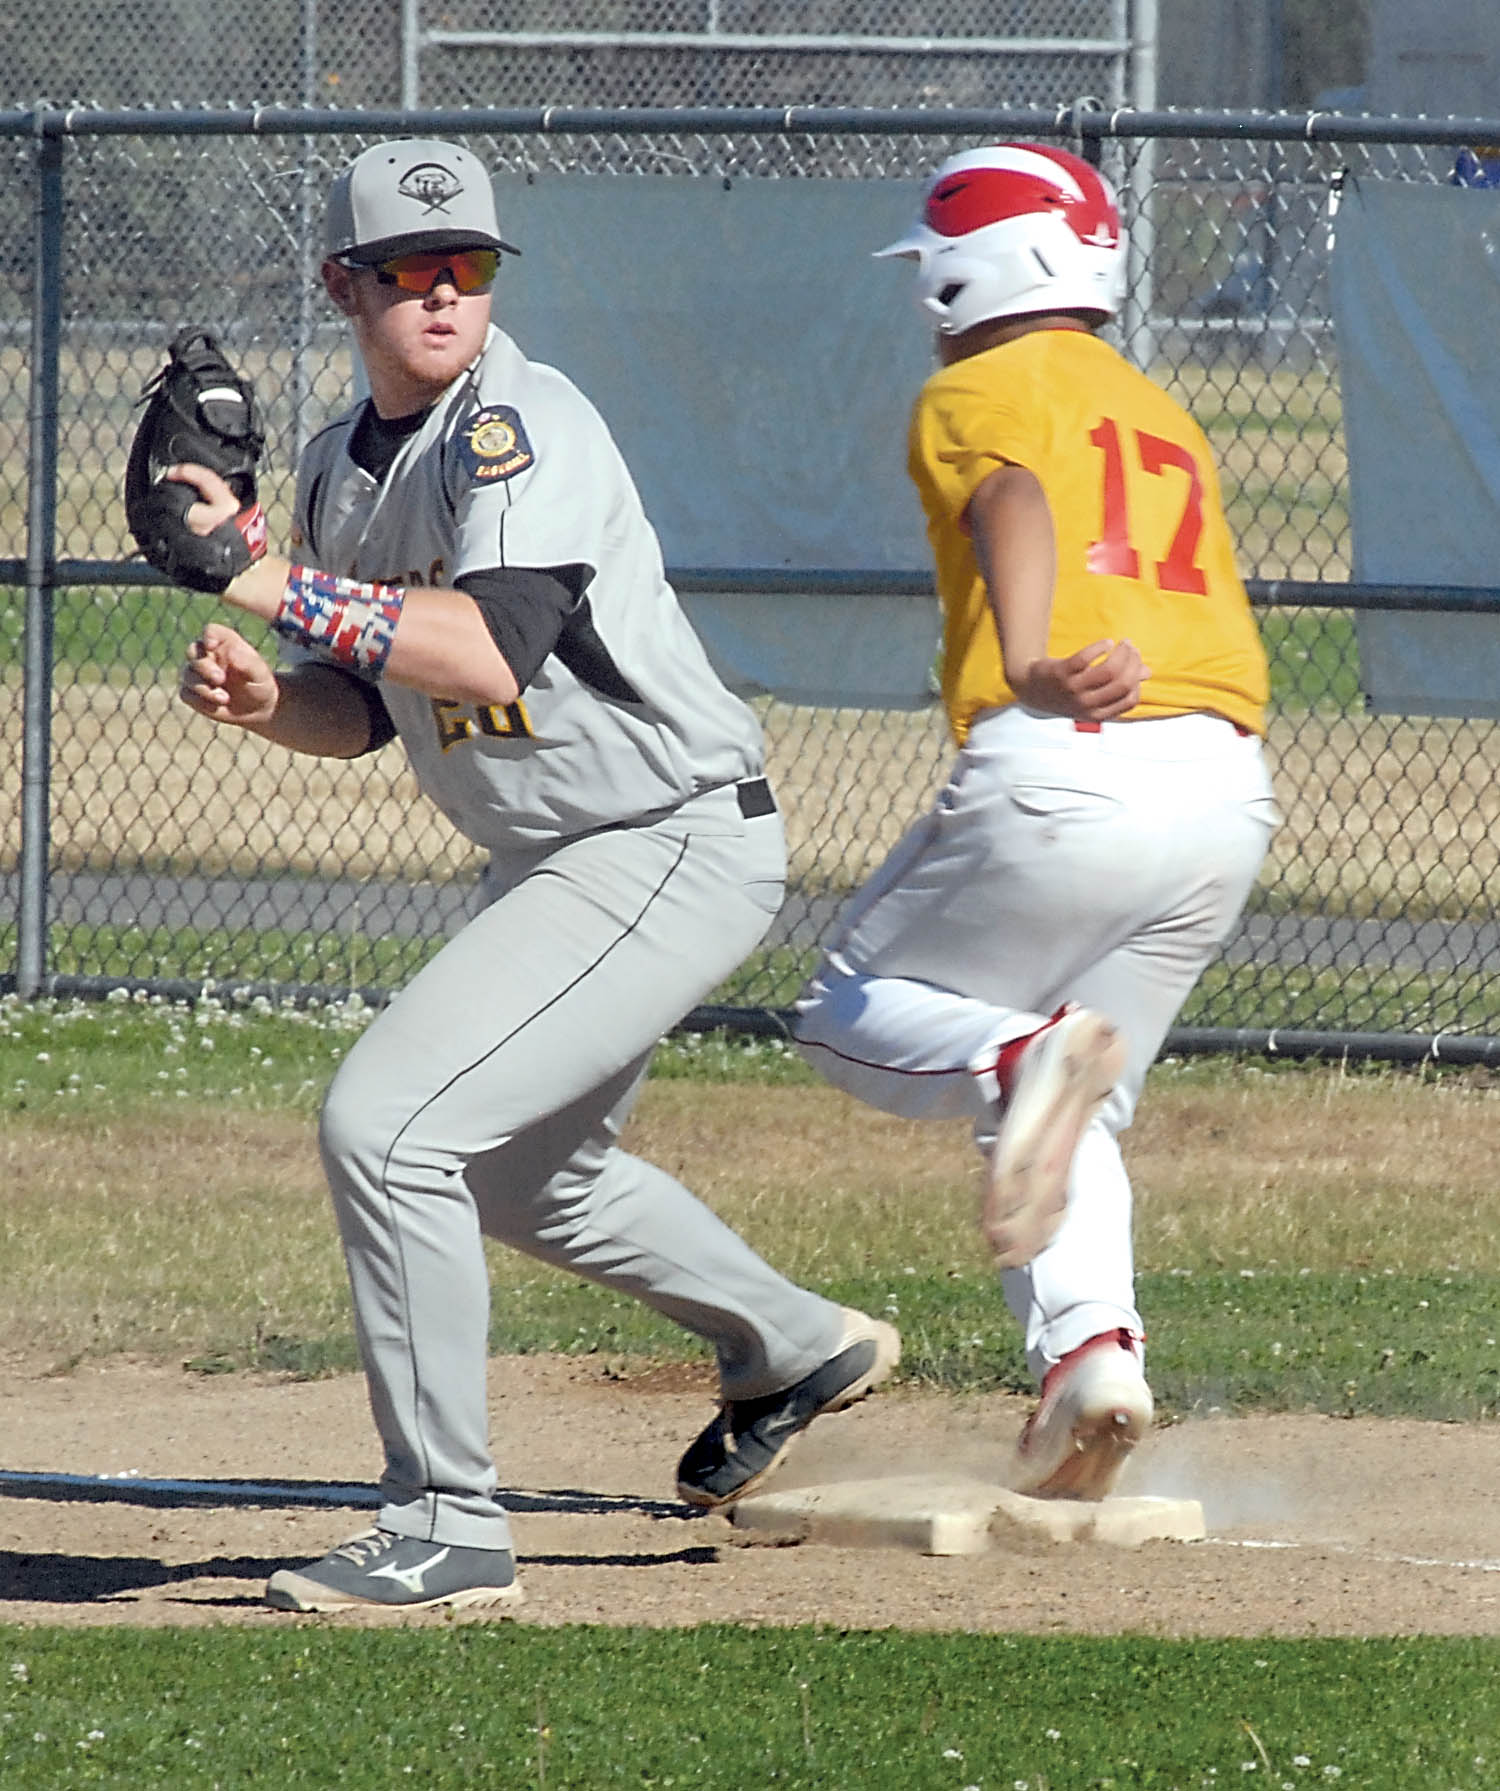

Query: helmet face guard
left=879, top=143, right=1125, bottom=335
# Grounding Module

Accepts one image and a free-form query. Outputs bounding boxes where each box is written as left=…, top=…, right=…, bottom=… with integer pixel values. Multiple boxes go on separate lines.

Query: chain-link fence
left=8, top=103, right=1500, bottom=1061
left=5, top=1, right=1142, bottom=114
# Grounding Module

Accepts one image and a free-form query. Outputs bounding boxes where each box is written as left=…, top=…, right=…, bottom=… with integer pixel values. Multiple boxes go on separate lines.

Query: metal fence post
left=16, top=116, right=63, bottom=999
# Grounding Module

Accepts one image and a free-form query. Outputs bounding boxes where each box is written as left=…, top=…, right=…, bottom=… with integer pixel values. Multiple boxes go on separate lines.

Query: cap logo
left=397, top=161, right=465, bottom=215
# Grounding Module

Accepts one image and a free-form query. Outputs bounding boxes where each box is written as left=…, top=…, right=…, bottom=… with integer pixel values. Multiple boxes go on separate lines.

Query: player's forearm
left=237, top=662, right=383, bottom=758
left=221, top=555, right=521, bottom=706
left=968, top=465, right=1058, bottom=686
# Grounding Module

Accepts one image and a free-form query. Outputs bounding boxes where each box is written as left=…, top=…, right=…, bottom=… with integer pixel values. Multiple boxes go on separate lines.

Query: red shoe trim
left=1037, top=1326, right=1143, bottom=1402
left=991, top=1003, right=1073, bottom=1103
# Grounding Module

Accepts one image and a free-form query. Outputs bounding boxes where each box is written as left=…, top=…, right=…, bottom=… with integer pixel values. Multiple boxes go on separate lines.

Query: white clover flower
left=1293, top=1758, right=1310, bottom=1768
left=10, top=1662, right=28, bottom=1682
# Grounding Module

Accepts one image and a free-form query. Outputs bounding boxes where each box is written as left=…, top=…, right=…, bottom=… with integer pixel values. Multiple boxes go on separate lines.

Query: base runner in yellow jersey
left=794, top=143, right=1279, bottom=1500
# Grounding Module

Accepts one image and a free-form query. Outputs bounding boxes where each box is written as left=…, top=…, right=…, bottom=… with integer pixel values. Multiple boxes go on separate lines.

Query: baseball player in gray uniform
left=168, top=138, right=899, bottom=1613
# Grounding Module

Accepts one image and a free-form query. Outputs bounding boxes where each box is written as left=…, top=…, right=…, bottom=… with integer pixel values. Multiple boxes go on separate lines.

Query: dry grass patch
left=8, top=1065, right=1500, bottom=1370
left=7, top=681, right=480, bottom=884
left=0, top=1110, right=343, bottom=1366
left=1264, top=712, right=1500, bottom=917
left=1131, top=1064, right=1500, bottom=1273
left=29, top=684, right=1500, bottom=929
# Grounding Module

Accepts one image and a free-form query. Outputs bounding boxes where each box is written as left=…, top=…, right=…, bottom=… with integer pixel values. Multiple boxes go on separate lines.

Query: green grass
left=15, top=920, right=1498, bottom=1034
left=6, top=922, right=445, bottom=999
left=1260, top=606, right=1359, bottom=713
left=0, top=927, right=817, bottom=1017
left=178, top=1267, right=1500, bottom=1425
left=0, top=1627, right=1494, bottom=1789
left=1178, top=958, right=1500, bottom=1036
left=5, top=585, right=1363, bottom=714
left=9, top=1001, right=1500, bottom=1416
left=0, top=990, right=375, bottom=1116
left=0, top=589, right=274, bottom=678
left=3, top=999, right=1499, bottom=1778
left=0, top=995, right=820, bottom=1116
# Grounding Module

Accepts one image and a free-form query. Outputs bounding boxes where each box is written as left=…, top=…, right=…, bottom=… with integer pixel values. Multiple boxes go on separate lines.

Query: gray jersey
left=293, top=325, right=763, bottom=852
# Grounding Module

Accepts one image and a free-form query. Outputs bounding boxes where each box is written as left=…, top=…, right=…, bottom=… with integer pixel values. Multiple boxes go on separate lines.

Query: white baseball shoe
left=1009, top=1328, right=1153, bottom=1501
left=980, top=1004, right=1126, bottom=1269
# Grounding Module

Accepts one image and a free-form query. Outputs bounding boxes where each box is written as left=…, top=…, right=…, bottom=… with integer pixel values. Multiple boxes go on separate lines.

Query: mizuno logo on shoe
left=368, top=1546, right=450, bottom=1595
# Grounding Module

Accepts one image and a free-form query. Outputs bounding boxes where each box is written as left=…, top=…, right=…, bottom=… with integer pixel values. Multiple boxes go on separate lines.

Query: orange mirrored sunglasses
left=367, top=247, right=499, bottom=294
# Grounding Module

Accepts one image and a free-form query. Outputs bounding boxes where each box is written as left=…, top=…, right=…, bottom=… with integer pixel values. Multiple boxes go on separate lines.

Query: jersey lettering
left=1084, top=418, right=1140, bottom=578
left=431, top=696, right=535, bottom=751
left=476, top=701, right=533, bottom=739
left=1086, top=417, right=1209, bottom=595
left=1136, top=432, right=1208, bottom=594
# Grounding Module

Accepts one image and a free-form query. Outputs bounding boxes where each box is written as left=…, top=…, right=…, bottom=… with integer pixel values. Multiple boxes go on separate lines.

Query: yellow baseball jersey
left=908, top=327, right=1268, bottom=744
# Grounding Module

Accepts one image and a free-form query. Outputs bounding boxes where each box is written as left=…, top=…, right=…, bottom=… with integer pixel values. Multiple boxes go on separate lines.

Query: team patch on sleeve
left=460, top=406, right=535, bottom=483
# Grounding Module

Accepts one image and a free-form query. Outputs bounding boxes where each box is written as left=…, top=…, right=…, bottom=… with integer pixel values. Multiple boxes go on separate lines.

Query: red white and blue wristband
left=271, top=564, right=405, bottom=676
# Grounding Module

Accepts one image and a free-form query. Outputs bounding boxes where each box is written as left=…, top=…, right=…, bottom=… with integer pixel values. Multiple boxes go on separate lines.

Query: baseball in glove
left=124, top=326, right=269, bottom=595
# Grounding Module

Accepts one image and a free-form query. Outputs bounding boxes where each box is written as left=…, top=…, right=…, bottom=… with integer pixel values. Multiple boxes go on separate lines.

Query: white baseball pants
left=318, top=782, right=847, bottom=1551
left=794, top=707, right=1277, bottom=1380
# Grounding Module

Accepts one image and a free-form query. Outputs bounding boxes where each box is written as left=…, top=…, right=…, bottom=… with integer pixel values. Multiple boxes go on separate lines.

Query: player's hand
left=180, top=620, right=279, bottom=727
left=1012, top=638, right=1148, bottom=722
left=165, top=462, right=241, bottom=538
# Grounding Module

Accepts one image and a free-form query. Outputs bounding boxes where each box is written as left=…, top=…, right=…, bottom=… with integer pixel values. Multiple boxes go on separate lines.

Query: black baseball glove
left=124, top=326, right=268, bottom=595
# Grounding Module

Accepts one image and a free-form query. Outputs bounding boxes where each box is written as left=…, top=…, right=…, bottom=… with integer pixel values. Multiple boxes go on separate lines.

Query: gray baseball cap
left=326, top=139, right=520, bottom=264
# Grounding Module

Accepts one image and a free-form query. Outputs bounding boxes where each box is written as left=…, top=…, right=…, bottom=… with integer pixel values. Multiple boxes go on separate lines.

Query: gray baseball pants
left=317, top=782, right=845, bottom=1550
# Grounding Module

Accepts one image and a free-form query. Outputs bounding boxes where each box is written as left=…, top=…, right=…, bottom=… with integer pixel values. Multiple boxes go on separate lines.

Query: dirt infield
left=2, top=1357, right=1498, bottom=1636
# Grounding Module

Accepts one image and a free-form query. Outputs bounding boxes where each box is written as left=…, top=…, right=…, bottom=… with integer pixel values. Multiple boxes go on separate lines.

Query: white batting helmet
left=877, top=142, right=1125, bottom=335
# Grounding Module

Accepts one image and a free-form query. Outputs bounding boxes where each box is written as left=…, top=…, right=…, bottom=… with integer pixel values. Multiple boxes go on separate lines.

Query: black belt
left=736, top=777, right=776, bottom=819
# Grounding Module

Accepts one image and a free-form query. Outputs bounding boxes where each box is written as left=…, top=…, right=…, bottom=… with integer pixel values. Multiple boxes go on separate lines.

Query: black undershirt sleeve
left=338, top=668, right=398, bottom=754
left=456, top=564, right=588, bottom=693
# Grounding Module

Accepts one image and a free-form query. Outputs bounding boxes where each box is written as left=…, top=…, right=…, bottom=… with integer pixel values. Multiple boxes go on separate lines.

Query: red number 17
left=1086, top=416, right=1207, bottom=595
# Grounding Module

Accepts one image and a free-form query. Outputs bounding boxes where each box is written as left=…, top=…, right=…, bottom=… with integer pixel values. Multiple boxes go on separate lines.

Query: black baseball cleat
left=675, top=1307, right=901, bottom=1510
left=265, top=1527, right=524, bottom=1614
